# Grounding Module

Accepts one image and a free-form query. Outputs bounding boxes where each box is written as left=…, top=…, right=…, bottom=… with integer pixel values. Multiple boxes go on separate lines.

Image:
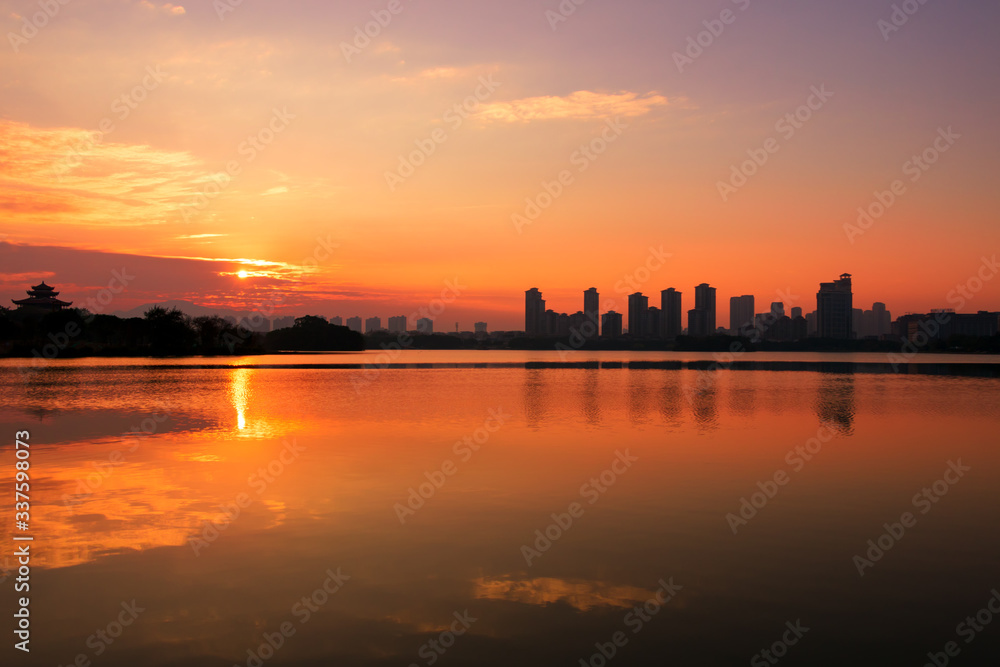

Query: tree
left=144, top=306, right=196, bottom=355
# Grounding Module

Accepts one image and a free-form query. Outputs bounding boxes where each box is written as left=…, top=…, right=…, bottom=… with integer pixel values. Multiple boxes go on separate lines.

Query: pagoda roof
left=13, top=296, right=73, bottom=307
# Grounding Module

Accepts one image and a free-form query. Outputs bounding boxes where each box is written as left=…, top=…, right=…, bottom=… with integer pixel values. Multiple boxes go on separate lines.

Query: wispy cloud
left=473, top=576, right=656, bottom=611
left=475, top=90, right=669, bottom=122
left=0, top=120, right=206, bottom=228
left=139, top=1, right=186, bottom=15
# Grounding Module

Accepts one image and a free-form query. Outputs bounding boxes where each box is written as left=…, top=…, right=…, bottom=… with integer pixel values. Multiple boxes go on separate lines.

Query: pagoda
left=12, top=281, right=73, bottom=313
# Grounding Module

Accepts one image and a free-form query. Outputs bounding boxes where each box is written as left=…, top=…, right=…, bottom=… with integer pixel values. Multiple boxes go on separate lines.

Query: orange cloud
left=475, top=90, right=670, bottom=122
left=0, top=120, right=205, bottom=228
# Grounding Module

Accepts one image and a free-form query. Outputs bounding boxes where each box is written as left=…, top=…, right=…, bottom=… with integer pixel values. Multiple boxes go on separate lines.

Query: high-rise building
left=688, top=283, right=716, bottom=337
left=525, top=288, right=545, bottom=336
left=583, top=288, right=600, bottom=341
left=346, top=316, right=363, bottom=333
left=771, top=302, right=785, bottom=318
left=872, top=302, right=891, bottom=338
left=806, top=311, right=818, bottom=336
left=661, top=288, right=683, bottom=339
left=817, top=273, right=853, bottom=339
left=851, top=308, right=864, bottom=338
left=601, top=311, right=623, bottom=338
left=543, top=309, right=558, bottom=336
left=474, top=322, right=487, bottom=334
left=388, top=316, right=407, bottom=333
left=730, top=295, right=755, bottom=335
left=330, top=316, right=343, bottom=327
left=791, top=307, right=803, bottom=320
left=365, top=317, right=382, bottom=333
left=628, top=292, right=649, bottom=338
left=416, top=318, right=433, bottom=334
left=646, top=307, right=661, bottom=337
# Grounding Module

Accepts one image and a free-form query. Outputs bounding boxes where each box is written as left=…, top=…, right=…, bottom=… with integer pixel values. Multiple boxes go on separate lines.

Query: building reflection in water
left=657, top=375, right=686, bottom=427
left=686, top=369, right=719, bottom=429
left=626, top=370, right=653, bottom=425
left=522, top=369, right=548, bottom=429
left=727, top=372, right=757, bottom=418
left=580, top=368, right=601, bottom=426
left=816, top=374, right=856, bottom=434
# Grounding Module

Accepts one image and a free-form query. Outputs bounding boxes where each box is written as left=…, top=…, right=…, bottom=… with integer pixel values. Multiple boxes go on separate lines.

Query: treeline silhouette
left=0, top=307, right=364, bottom=358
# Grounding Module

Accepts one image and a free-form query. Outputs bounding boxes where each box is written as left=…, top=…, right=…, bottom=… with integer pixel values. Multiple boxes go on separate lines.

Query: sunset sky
left=2, top=0, right=999, bottom=328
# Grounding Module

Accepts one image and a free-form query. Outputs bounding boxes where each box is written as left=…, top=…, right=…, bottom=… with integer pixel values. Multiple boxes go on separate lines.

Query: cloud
left=472, top=576, right=656, bottom=611
left=0, top=120, right=212, bottom=228
left=475, top=90, right=669, bottom=122
left=261, top=186, right=289, bottom=196
left=139, top=1, right=186, bottom=15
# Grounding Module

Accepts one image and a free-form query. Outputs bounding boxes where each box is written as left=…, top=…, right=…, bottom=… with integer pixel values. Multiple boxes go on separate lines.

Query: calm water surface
left=1, top=351, right=998, bottom=666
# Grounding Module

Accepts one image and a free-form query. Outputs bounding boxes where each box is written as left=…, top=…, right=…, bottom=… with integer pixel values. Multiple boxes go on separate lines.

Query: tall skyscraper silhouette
left=628, top=292, right=649, bottom=337
left=525, top=288, right=545, bottom=336
left=688, top=283, right=716, bottom=337
left=872, top=302, right=891, bottom=337
left=661, top=288, right=682, bottom=339
left=601, top=311, right=623, bottom=338
left=730, top=295, right=755, bottom=335
left=583, top=288, right=600, bottom=340
left=817, top=273, right=853, bottom=339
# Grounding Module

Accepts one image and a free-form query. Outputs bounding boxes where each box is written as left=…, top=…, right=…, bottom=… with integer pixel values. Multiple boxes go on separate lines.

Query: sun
left=237, top=270, right=249, bottom=279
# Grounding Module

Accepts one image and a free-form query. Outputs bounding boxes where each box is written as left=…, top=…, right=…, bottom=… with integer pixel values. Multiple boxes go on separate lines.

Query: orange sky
left=2, top=0, right=999, bottom=328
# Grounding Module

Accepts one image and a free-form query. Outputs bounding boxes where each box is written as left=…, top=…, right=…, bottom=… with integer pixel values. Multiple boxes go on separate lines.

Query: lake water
left=2, top=351, right=999, bottom=666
